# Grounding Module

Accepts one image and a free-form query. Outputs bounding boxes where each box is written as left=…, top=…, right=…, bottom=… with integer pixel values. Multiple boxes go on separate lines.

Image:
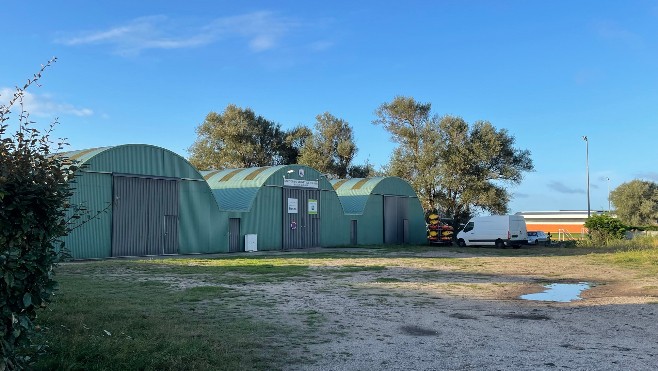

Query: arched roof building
left=202, top=165, right=349, bottom=251
left=61, top=144, right=226, bottom=259
left=331, top=177, right=426, bottom=245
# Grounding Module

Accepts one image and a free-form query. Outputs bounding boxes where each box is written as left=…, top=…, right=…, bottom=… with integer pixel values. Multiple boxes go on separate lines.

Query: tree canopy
left=298, top=112, right=358, bottom=179
left=610, top=179, right=658, bottom=226
left=373, top=96, right=441, bottom=209
left=188, top=104, right=291, bottom=170
left=374, top=96, right=534, bottom=224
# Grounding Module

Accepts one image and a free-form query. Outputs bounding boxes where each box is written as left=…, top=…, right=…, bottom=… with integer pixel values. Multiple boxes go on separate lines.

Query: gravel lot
left=224, top=248, right=658, bottom=371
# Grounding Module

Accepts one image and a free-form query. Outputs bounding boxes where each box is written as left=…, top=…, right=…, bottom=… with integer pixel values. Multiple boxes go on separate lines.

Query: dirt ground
left=220, top=248, right=658, bottom=371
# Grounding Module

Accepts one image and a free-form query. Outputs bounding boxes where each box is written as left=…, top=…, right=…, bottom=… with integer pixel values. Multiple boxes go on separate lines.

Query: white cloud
left=0, top=87, right=93, bottom=118
left=57, top=12, right=298, bottom=56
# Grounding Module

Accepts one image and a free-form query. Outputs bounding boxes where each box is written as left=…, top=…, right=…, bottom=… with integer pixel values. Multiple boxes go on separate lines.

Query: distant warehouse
left=515, top=210, right=605, bottom=237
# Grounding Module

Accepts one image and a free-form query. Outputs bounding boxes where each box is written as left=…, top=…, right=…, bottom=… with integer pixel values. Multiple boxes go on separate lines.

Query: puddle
left=520, top=282, right=591, bottom=302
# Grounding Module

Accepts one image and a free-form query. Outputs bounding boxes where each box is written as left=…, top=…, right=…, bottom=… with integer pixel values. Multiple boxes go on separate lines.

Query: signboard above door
left=284, top=179, right=319, bottom=189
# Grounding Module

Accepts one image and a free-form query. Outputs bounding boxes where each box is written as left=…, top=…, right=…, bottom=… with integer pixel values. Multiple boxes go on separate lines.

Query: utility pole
left=607, top=177, right=611, bottom=212
left=582, top=136, right=590, bottom=218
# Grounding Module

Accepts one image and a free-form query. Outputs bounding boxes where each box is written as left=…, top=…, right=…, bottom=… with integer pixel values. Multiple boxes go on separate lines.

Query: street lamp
left=582, top=136, right=590, bottom=218
left=607, top=177, right=611, bottom=212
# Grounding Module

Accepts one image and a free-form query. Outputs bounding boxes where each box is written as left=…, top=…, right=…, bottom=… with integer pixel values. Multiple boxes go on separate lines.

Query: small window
left=463, top=222, right=474, bottom=232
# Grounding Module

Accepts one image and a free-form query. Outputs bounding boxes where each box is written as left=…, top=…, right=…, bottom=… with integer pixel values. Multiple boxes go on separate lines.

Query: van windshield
left=463, top=222, right=474, bottom=232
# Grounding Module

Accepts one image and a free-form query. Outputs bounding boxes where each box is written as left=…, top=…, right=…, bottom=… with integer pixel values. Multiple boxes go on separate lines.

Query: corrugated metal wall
left=318, top=187, right=351, bottom=247
left=64, top=171, right=114, bottom=259
left=177, top=180, right=228, bottom=255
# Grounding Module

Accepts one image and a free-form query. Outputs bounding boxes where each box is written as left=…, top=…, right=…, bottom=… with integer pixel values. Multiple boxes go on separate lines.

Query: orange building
left=515, top=210, right=605, bottom=239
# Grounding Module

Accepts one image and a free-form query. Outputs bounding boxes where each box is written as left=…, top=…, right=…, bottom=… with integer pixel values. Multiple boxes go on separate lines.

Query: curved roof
left=202, top=166, right=287, bottom=189
left=57, top=146, right=113, bottom=165
left=202, top=165, right=333, bottom=212
left=57, top=144, right=205, bottom=180
left=330, top=177, right=420, bottom=214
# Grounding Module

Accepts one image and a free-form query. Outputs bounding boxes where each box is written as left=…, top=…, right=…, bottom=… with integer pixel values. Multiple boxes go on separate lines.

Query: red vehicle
left=426, top=212, right=454, bottom=245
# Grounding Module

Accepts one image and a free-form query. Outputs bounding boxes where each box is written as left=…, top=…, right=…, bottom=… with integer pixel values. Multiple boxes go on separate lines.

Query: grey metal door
left=383, top=196, right=409, bottom=244
left=229, top=218, right=241, bottom=252
left=282, top=188, right=320, bottom=249
left=350, top=220, right=358, bottom=245
left=111, top=175, right=179, bottom=256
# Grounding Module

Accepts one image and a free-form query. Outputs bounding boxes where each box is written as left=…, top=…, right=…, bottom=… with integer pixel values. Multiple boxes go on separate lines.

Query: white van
left=456, top=215, right=528, bottom=248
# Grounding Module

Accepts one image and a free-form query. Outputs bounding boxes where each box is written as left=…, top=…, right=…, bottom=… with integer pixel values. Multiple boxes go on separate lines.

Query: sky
left=2, top=0, right=657, bottom=214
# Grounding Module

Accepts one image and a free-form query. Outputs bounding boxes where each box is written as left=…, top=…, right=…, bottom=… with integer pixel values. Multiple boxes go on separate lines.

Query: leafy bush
left=583, top=214, right=629, bottom=246
left=1, top=59, right=75, bottom=370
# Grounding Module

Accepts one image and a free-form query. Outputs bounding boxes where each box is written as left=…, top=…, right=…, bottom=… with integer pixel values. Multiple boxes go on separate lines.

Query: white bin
left=245, top=234, right=257, bottom=252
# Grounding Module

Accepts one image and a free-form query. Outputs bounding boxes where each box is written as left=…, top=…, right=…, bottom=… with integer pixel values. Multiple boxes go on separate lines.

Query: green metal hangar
left=331, top=177, right=426, bottom=245
left=62, top=144, right=227, bottom=259
left=202, top=165, right=349, bottom=251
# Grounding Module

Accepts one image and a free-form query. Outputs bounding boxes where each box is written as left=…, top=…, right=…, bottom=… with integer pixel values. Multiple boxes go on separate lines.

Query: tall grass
left=580, top=236, right=658, bottom=275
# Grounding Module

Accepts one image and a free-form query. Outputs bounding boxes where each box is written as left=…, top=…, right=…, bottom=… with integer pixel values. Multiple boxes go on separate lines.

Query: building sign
left=308, top=199, right=318, bottom=214
left=284, top=178, right=319, bottom=189
left=287, top=198, right=298, bottom=214
left=298, top=168, right=305, bottom=177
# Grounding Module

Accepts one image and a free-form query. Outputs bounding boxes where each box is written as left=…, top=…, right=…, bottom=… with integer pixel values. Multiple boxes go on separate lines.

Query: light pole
left=582, top=136, right=590, bottom=218
left=607, top=177, right=610, bottom=212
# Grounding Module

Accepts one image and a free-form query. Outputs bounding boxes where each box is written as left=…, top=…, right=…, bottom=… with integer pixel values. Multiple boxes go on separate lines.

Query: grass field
left=30, top=244, right=658, bottom=370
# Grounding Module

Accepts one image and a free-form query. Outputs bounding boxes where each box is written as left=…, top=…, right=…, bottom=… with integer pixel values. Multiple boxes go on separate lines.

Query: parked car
left=527, top=231, right=550, bottom=245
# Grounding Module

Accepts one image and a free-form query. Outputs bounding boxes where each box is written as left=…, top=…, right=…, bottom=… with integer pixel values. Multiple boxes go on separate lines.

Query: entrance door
left=282, top=188, right=320, bottom=249
left=229, top=218, right=241, bottom=252
left=350, top=220, right=358, bottom=245
left=111, top=175, right=180, bottom=256
left=383, top=196, right=409, bottom=244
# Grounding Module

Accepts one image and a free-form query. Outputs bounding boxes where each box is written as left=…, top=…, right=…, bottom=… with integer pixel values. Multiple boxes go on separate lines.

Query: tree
left=435, top=116, right=533, bottom=223
left=373, top=97, right=442, bottom=207
left=298, top=112, right=358, bottom=179
left=609, top=179, right=658, bottom=226
left=279, top=124, right=312, bottom=165
left=347, top=160, right=377, bottom=178
left=1, top=59, right=74, bottom=369
left=188, top=105, right=290, bottom=169
left=374, top=96, right=534, bottom=225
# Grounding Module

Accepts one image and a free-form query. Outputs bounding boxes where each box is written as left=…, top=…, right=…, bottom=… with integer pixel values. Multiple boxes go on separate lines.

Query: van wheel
left=495, top=239, right=505, bottom=248
left=457, top=239, right=466, bottom=247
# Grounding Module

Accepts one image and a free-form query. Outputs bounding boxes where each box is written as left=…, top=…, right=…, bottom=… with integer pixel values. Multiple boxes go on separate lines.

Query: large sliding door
left=383, top=196, right=409, bottom=244
left=111, top=175, right=180, bottom=256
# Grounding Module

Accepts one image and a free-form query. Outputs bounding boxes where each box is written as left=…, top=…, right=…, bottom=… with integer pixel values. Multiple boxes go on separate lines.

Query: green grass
left=33, top=263, right=300, bottom=370
left=592, top=248, right=658, bottom=275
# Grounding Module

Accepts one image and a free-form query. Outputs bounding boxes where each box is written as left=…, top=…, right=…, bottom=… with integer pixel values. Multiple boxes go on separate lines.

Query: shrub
left=1, top=59, right=75, bottom=370
left=583, top=214, right=628, bottom=246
